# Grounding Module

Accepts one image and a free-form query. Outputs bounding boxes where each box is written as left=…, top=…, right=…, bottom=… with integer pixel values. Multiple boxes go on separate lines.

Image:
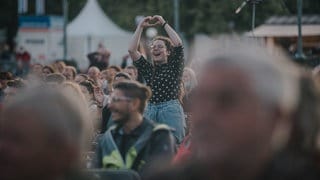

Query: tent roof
left=246, top=25, right=320, bottom=37
left=67, top=0, right=131, bottom=36
left=246, top=15, right=320, bottom=37
left=265, top=15, right=320, bottom=25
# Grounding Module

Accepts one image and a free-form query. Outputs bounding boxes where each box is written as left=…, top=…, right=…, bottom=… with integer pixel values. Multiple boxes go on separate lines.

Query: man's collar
left=116, top=118, right=148, bottom=136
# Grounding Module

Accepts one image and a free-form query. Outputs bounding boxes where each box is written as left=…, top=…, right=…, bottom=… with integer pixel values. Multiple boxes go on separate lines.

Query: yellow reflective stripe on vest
left=102, top=148, right=138, bottom=169
left=102, top=123, right=170, bottom=170
left=102, top=150, right=125, bottom=169
left=125, top=147, right=138, bottom=168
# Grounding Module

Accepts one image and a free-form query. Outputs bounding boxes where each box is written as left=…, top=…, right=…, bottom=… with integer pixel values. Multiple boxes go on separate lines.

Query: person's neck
left=123, top=113, right=143, bottom=134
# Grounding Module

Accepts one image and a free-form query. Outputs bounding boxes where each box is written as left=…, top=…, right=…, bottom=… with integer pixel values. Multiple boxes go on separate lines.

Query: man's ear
left=270, top=107, right=293, bottom=152
left=129, top=98, right=140, bottom=112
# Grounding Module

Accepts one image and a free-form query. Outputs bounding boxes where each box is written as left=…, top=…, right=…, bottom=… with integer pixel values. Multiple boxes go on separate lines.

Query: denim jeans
left=144, top=99, right=186, bottom=143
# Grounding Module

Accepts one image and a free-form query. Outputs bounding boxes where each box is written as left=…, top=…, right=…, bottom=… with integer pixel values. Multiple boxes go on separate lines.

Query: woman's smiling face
left=150, top=40, right=170, bottom=65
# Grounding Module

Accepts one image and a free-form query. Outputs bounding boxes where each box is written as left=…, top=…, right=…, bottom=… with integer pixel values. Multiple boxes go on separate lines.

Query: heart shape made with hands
left=145, top=16, right=161, bottom=26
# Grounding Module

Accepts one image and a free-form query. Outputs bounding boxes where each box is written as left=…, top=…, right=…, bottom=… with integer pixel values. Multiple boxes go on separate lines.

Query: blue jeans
left=144, top=99, right=186, bottom=143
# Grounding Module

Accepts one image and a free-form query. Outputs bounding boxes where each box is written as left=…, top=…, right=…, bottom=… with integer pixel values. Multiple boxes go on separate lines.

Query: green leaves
left=1, top=0, right=318, bottom=42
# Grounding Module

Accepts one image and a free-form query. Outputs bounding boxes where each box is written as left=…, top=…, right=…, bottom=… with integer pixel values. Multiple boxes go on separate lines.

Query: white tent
left=67, top=0, right=133, bottom=70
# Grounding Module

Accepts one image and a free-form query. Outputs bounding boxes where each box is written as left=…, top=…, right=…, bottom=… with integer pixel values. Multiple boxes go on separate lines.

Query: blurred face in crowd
left=55, top=62, right=65, bottom=73
left=42, top=67, right=52, bottom=77
left=0, top=109, right=66, bottom=179
left=191, top=65, right=276, bottom=163
left=63, top=68, right=74, bottom=81
left=74, top=75, right=86, bottom=84
left=87, top=67, right=100, bottom=80
left=150, top=40, right=170, bottom=64
left=101, top=70, right=108, bottom=80
left=124, top=68, right=138, bottom=80
left=3, top=86, right=17, bottom=103
left=183, top=69, right=194, bottom=92
left=183, top=70, right=192, bottom=83
left=0, top=79, right=8, bottom=89
left=108, top=68, right=118, bottom=81
left=108, top=89, right=132, bottom=124
left=32, top=64, right=43, bottom=77
left=79, top=85, right=92, bottom=101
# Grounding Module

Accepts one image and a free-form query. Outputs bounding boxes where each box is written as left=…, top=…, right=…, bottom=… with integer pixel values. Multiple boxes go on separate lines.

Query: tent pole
left=295, top=0, right=305, bottom=59
left=173, top=0, right=180, bottom=33
left=63, top=0, right=68, bottom=60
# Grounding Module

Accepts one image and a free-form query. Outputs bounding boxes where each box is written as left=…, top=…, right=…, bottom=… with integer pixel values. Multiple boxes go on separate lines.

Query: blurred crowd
left=1, top=15, right=320, bottom=180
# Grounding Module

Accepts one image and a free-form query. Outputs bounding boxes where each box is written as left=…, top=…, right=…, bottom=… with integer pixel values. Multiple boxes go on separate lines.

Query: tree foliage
left=0, top=0, right=319, bottom=45
left=93, top=0, right=319, bottom=39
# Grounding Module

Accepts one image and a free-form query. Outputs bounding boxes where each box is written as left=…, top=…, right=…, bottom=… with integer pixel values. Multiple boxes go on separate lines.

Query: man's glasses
left=108, top=96, right=132, bottom=104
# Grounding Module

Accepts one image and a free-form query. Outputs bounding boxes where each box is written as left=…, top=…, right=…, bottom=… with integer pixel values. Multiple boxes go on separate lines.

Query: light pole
left=235, top=0, right=264, bottom=36
left=173, top=0, right=180, bottom=33
left=295, top=0, right=305, bottom=59
left=63, top=0, right=68, bottom=60
left=251, top=2, right=256, bottom=33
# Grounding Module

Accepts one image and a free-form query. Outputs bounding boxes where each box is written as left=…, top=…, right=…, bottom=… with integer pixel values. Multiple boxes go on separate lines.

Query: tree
left=0, top=0, right=319, bottom=48
left=94, top=0, right=319, bottom=39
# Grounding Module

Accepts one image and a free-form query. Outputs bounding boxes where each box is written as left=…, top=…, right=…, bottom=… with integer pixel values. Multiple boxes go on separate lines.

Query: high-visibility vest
left=99, top=123, right=171, bottom=170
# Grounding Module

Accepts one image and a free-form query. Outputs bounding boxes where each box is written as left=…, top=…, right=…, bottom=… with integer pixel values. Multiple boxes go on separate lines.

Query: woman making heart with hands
left=128, top=15, right=186, bottom=143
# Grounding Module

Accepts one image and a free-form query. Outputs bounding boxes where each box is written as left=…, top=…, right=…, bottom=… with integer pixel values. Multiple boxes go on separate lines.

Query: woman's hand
left=138, top=16, right=153, bottom=28
left=152, top=15, right=166, bottom=26
left=139, top=16, right=166, bottom=28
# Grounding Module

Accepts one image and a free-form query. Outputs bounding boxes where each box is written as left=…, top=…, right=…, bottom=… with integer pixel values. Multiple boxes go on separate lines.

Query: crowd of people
left=1, top=15, right=320, bottom=180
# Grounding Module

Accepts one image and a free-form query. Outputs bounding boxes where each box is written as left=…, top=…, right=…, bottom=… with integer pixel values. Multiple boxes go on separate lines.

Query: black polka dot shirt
left=134, top=46, right=184, bottom=104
